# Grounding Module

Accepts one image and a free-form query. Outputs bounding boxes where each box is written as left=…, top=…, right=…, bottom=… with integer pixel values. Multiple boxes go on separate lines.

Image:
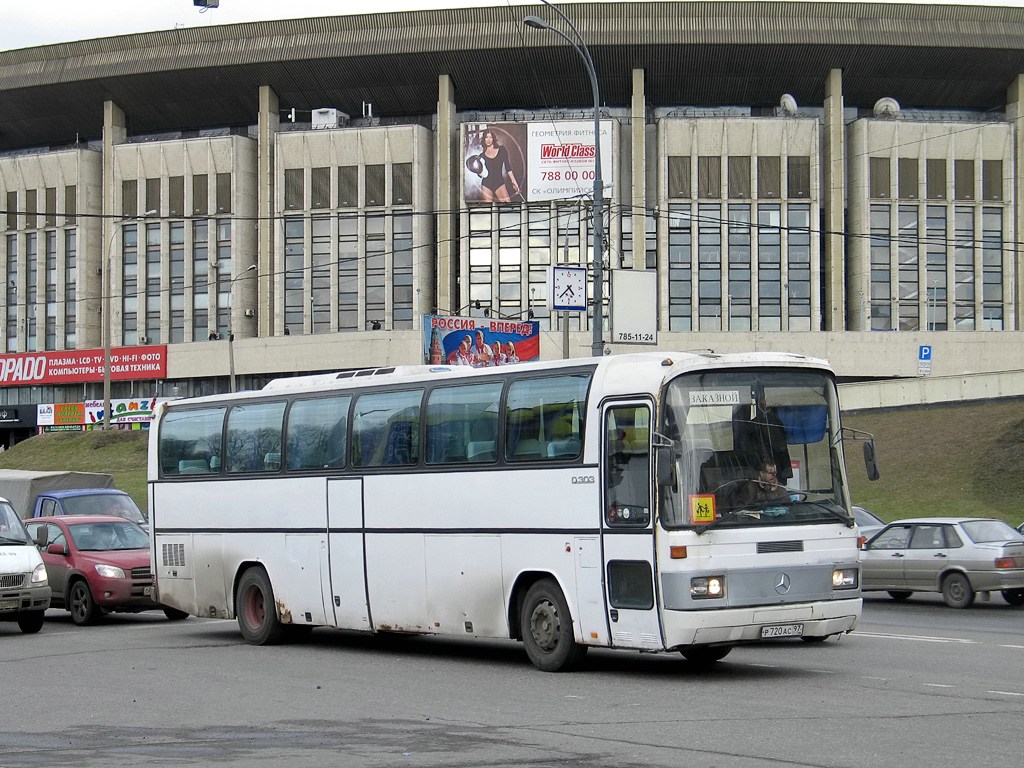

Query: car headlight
left=95, top=564, right=126, bottom=579
left=691, top=575, right=726, bottom=599
left=832, top=567, right=858, bottom=589
left=30, top=562, right=48, bottom=585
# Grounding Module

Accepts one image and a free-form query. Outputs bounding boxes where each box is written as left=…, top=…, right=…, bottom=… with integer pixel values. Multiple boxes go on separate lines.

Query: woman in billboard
left=467, top=130, right=521, bottom=203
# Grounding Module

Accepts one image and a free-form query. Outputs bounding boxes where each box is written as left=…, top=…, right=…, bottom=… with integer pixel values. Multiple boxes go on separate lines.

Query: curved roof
left=3, top=1, right=1024, bottom=151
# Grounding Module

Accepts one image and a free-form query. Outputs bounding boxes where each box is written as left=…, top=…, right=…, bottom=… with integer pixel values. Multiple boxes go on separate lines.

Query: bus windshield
left=659, top=369, right=850, bottom=530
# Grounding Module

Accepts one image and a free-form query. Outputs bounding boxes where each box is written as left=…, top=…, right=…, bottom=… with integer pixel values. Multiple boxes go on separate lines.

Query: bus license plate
left=761, top=623, right=803, bottom=638
left=0, top=598, right=18, bottom=611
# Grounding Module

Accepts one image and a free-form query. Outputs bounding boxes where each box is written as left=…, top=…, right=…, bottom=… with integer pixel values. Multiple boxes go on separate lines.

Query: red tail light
left=994, top=557, right=1020, bottom=569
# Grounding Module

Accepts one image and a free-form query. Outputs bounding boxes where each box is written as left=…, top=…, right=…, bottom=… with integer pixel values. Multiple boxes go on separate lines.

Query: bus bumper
left=661, top=597, right=862, bottom=648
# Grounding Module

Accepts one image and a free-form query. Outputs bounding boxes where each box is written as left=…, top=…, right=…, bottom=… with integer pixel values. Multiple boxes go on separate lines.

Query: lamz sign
left=0, top=347, right=168, bottom=386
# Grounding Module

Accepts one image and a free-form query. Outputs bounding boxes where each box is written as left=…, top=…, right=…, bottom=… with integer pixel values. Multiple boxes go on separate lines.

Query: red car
left=25, top=516, right=188, bottom=626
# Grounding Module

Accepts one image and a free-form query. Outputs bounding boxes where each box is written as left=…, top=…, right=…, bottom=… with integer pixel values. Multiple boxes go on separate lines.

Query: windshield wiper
left=793, top=500, right=854, bottom=527
left=0, top=535, right=29, bottom=545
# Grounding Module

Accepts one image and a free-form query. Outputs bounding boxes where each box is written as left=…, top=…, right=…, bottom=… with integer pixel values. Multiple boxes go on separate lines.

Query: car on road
left=0, top=497, right=50, bottom=633
left=24, top=516, right=188, bottom=625
left=852, top=505, right=885, bottom=546
left=861, top=517, right=1024, bottom=608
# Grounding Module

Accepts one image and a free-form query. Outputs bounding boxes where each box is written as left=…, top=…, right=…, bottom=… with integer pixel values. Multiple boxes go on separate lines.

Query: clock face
left=552, top=267, right=587, bottom=311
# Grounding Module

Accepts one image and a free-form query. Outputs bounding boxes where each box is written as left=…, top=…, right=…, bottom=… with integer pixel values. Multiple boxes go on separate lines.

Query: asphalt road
left=1, top=595, right=1021, bottom=768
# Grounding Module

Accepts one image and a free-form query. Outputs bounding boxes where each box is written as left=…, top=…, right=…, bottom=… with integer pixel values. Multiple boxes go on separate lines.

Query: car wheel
left=941, top=572, right=974, bottom=609
left=887, top=591, right=913, bottom=601
left=17, top=612, right=45, bottom=634
left=520, top=578, right=586, bottom=672
left=235, top=567, right=285, bottom=645
left=163, top=607, right=190, bottom=621
left=681, top=646, right=733, bottom=663
left=69, top=579, right=99, bottom=625
left=1001, top=589, right=1024, bottom=606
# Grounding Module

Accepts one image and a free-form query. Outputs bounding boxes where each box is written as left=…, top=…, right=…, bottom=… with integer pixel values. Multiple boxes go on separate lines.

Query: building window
left=393, top=213, right=414, bottom=327
left=44, top=187, right=57, bottom=228
left=365, top=165, right=385, bottom=207
left=284, top=216, right=305, bottom=331
left=215, top=219, right=232, bottom=336
left=338, top=214, right=359, bottom=331
left=668, top=156, right=691, bottom=199
left=727, top=156, right=751, bottom=199
left=925, top=206, right=947, bottom=331
left=981, top=206, right=1003, bottom=330
left=311, top=167, right=331, bottom=210
left=192, top=174, right=209, bottom=216
left=338, top=166, right=358, bottom=207
left=145, top=221, right=161, bottom=344
left=6, top=191, right=16, bottom=230
left=925, top=159, right=946, bottom=200
left=122, top=180, right=138, bottom=218
left=216, top=172, right=232, bottom=214
left=284, top=169, right=304, bottom=210
left=727, top=204, right=751, bottom=330
left=787, top=156, right=810, bottom=199
left=169, top=222, right=185, bottom=343
left=64, top=229, right=76, bottom=348
left=869, top=157, right=890, bottom=199
left=869, top=205, right=891, bottom=330
left=121, top=225, right=138, bottom=346
left=954, top=159, right=974, bottom=201
left=897, top=158, right=918, bottom=199
left=787, top=204, right=812, bottom=330
left=169, top=176, right=185, bottom=217
left=311, top=215, right=331, bottom=333
left=982, top=160, right=1002, bottom=201
left=757, top=156, right=781, bottom=199
left=756, top=204, right=781, bottom=331
left=365, top=214, right=386, bottom=327
left=393, top=163, right=413, bottom=206
left=145, top=178, right=161, bottom=217
left=64, top=185, right=77, bottom=226
left=192, top=221, right=209, bottom=341
left=897, top=205, right=919, bottom=331
left=953, top=206, right=974, bottom=330
left=697, top=203, right=722, bottom=330
left=667, top=204, right=692, bottom=331
left=697, top=156, right=721, bottom=199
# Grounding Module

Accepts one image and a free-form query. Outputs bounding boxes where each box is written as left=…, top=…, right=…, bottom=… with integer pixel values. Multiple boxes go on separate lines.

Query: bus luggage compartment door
left=327, top=478, right=370, bottom=630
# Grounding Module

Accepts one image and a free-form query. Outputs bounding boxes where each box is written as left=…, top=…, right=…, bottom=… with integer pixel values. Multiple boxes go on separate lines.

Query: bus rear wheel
left=236, top=567, right=285, bottom=645
left=520, top=579, right=585, bottom=672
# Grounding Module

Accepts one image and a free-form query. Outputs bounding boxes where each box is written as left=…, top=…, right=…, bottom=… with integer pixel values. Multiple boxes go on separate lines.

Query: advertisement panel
left=423, top=315, right=540, bottom=368
left=0, top=346, right=168, bottom=387
left=464, top=120, right=613, bottom=204
left=38, top=397, right=163, bottom=427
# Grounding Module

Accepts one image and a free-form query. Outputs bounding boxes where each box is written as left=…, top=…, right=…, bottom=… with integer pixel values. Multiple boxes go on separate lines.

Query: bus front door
left=601, top=401, right=663, bottom=650
left=326, top=478, right=371, bottom=631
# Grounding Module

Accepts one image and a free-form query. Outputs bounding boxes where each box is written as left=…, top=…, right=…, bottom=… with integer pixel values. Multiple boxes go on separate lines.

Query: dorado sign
left=0, top=347, right=167, bottom=387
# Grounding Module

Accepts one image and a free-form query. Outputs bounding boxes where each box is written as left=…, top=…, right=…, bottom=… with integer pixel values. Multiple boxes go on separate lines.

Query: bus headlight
left=691, top=576, right=725, bottom=599
left=832, top=568, right=858, bottom=589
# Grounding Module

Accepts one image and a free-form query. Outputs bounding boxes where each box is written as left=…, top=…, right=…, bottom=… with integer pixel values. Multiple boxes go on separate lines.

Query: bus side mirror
left=863, top=440, right=880, bottom=481
left=655, top=445, right=675, bottom=489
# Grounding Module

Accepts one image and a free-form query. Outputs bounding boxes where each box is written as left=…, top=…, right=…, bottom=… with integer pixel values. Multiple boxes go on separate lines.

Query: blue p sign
left=919, top=345, right=932, bottom=361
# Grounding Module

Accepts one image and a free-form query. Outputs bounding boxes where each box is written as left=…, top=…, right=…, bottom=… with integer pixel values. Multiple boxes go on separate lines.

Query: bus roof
left=160, top=350, right=833, bottom=411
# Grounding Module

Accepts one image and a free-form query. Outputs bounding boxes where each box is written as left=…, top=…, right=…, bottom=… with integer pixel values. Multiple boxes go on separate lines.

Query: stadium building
left=2, top=1, right=1024, bottom=442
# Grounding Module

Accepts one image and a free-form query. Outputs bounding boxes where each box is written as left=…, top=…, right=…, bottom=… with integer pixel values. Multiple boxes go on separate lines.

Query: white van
left=0, top=495, right=51, bottom=633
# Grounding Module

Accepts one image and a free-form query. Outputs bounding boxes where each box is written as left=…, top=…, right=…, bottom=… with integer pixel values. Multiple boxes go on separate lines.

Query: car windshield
left=61, top=494, right=146, bottom=524
left=960, top=519, right=1024, bottom=544
left=659, top=368, right=852, bottom=530
left=853, top=507, right=883, bottom=527
left=0, top=501, right=32, bottom=544
left=68, top=521, right=149, bottom=551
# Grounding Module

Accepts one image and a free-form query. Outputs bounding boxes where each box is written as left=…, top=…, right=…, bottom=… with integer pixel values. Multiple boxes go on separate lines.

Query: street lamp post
left=524, top=1, right=604, bottom=357
left=103, top=210, right=155, bottom=429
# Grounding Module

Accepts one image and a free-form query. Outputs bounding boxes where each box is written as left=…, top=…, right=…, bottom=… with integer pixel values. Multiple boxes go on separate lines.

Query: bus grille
left=162, top=542, right=186, bottom=568
left=0, top=573, right=26, bottom=589
left=757, top=540, right=803, bottom=554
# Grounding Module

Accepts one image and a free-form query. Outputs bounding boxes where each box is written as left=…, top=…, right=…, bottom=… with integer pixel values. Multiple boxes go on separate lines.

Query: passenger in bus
left=733, top=383, right=792, bottom=483
left=725, top=458, right=791, bottom=509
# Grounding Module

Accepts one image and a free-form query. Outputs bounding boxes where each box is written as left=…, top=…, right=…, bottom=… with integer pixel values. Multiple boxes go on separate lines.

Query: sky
left=3, top=0, right=1024, bottom=52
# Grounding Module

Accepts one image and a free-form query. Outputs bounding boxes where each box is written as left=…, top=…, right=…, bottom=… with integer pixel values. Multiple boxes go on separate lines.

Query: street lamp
left=227, top=263, right=257, bottom=392
left=524, top=1, right=605, bottom=357
left=103, top=210, right=155, bottom=429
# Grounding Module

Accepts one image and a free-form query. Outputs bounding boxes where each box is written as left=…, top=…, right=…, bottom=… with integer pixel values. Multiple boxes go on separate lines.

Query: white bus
left=149, top=351, right=875, bottom=671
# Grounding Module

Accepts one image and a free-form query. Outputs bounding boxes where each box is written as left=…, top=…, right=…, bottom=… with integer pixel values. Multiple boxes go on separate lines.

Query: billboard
left=37, top=397, right=164, bottom=426
left=464, top=120, right=613, bottom=204
left=0, top=346, right=168, bottom=387
left=423, top=315, right=540, bottom=368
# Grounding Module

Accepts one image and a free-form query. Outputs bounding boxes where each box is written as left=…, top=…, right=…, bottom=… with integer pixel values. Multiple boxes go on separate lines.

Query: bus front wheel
left=520, top=579, right=586, bottom=672
left=236, top=567, right=285, bottom=645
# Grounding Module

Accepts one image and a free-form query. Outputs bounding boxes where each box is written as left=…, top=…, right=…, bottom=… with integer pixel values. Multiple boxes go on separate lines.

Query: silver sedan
left=861, top=517, right=1024, bottom=608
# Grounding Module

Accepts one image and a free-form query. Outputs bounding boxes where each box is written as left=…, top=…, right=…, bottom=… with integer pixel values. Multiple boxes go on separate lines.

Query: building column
left=1006, top=75, right=1024, bottom=331
left=99, top=100, right=127, bottom=349
left=822, top=68, right=846, bottom=330
left=436, top=75, right=458, bottom=314
left=631, top=68, right=647, bottom=271
left=257, top=85, right=279, bottom=337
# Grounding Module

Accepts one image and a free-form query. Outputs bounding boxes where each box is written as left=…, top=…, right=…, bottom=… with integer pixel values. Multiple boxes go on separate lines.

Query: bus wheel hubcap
left=531, top=599, right=558, bottom=651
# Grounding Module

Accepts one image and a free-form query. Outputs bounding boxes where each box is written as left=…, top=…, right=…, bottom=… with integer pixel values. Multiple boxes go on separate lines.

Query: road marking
left=861, top=676, right=889, bottom=681
left=999, top=644, right=1024, bottom=650
left=748, top=663, right=779, bottom=668
left=987, top=690, right=1024, bottom=697
left=923, top=684, right=955, bottom=688
left=855, top=631, right=977, bottom=644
